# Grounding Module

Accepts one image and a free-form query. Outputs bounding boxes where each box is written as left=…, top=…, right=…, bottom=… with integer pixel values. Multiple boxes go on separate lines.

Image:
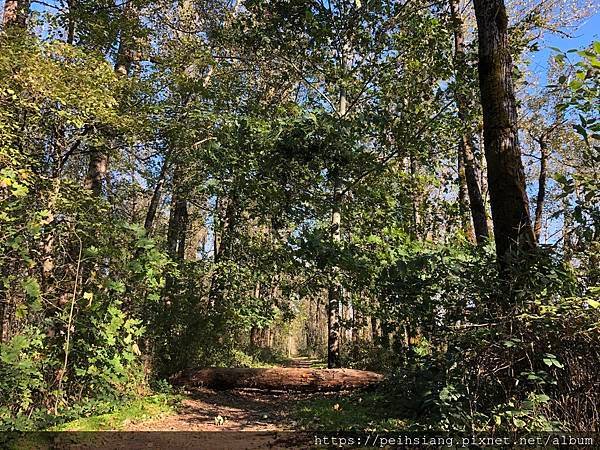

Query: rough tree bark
left=370, top=316, right=379, bottom=343
left=533, top=137, right=548, bottom=243
left=2, top=0, right=29, bottom=28
left=65, top=0, right=76, bottom=44
left=84, top=1, right=137, bottom=196
left=84, top=151, right=108, bottom=196
left=463, top=137, right=490, bottom=244
left=143, top=158, right=169, bottom=233
left=173, top=367, right=384, bottom=392
left=327, top=75, right=346, bottom=368
left=166, top=167, right=189, bottom=260
left=457, top=146, right=475, bottom=242
left=450, top=0, right=489, bottom=244
left=328, top=174, right=342, bottom=369
left=473, top=0, right=535, bottom=264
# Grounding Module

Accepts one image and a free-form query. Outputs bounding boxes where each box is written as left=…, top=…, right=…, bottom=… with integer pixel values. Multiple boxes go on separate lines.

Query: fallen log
left=172, top=367, right=384, bottom=392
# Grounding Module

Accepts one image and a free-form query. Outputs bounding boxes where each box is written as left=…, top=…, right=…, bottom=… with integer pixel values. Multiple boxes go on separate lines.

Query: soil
left=115, top=358, right=328, bottom=449
left=129, top=387, right=307, bottom=432
left=130, top=358, right=326, bottom=432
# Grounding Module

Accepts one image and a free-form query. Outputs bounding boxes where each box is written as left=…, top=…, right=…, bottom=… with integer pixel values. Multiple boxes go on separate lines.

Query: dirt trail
left=129, top=358, right=325, bottom=432
left=129, top=387, right=303, bottom=432
left=103, top=359, right=327, bottom=448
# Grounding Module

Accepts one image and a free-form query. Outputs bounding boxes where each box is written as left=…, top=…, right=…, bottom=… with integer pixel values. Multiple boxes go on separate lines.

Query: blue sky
left=522, top=10, right=598, bottom=245
left=529, top=11, right=600, bottom=79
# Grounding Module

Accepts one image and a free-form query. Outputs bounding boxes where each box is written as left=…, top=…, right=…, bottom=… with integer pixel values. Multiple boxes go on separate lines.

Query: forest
left=0, top=0, right=599, bottom=440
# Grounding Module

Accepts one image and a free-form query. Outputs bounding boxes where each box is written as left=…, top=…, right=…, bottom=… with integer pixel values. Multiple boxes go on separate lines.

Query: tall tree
left=450, top=0, right=489, bottom=244
left=532, top=135, right=548, bottom=243
left=84, top=1, right=138, bottom=196
left=472, top=0, right=535, bottom=264
left=2, top=0, right=29, bottom=28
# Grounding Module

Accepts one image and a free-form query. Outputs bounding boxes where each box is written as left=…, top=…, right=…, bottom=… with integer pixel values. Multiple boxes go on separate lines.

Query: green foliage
left=49, top=394, right=180, bottom=431
left=1, top=0, right=598, bottom=436
left=553, top=41, right=600, bottom=145
left=0, top=32, right=170, bottom=431
left=0, top=329, right=46, bottom=430
left=294, top=392, right=410, bottom=431
left=552, top=41, right=599, bottom=280
left=365, top=248, right=599, bottom=432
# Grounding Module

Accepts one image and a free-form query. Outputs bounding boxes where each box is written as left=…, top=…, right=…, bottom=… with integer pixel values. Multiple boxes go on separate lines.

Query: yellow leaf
left=588, top=299, right=600, bottom=309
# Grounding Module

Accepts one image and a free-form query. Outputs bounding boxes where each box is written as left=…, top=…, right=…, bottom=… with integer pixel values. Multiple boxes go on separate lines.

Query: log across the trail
left=173, top=367, right=384, bottom=392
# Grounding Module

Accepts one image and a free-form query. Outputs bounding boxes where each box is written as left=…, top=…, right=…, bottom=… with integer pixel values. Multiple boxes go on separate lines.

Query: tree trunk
left=327, top=175, right=342, bottom=368
left=144, top=157, right=170, bottom=233
left=166, top=167, right=188, bottom=260
left=408, top=155, right=423, bottom=239
left=450, top=0, right=489, bottom=244
left=114, top=1, right=138, bottom=76
left=174, top=367, right=383, bottom=392
left=219, top=191, right=238, bottom=260
left=84, top=151, right=108, bottom=196
left=250, top=326, right=261, bottom=347
left=562, top=194, right=573, bottom=262
left=327, top=65, right=348, bottom=368
left=464, top=136, right=490, bottom=243
left=66, top=0, right=75, bottom=44
left=380, top=320, right=391, bottom=350
left=533, top=137, right=548, bottom=243
left=184, top=206, right=208, bottom=261
left=351, top=304, right=359, bottom=344
left=208, top=188, right=239, bottom=307
left=370, top=316, right=379, bottom=343
left=2, top=0, right=29, bottom=28
left=84, top=1, right=136, bottom=196
left=473, top=0, right=535, bottom=265
left=458, top=143, right=475, bottom=242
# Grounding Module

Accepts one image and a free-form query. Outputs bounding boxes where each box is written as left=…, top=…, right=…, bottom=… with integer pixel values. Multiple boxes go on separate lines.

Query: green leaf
left=587, top=299, right=600, bottom=308
left=553, top=360, right=564, bottom=369
left=15, top=303, right=28, bottom=319
left=22, top=277, right=41, bottom=299
left=513, top=418, right=526, bottom=428
left=108, top=280, right=126, bottom=293
left=569, top=79, right=583, bottom=90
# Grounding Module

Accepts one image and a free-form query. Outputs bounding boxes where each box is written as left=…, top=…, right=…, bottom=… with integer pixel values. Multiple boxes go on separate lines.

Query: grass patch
left=309, top=359, right=326, bottom=369
left=49, top=394, right=181, bottom=431
left=294, top=391, right=411, bottom=431
left=243, top=348, right=293, bottom=368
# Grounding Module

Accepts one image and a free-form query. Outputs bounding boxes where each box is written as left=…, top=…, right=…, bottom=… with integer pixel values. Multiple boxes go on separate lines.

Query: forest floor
left=47, top=357, right=406, bottom=448
left=128, top=357, right=326, bottom=432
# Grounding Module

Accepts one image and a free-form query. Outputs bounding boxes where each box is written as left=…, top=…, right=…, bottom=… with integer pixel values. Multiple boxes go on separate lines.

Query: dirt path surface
left=129, top=387, right=304, bottom=432
left=129, top=358, right=327, bottom=432
left=40, top=360, right=341, bottom=448
left=73, top=359, right=327, bottom=448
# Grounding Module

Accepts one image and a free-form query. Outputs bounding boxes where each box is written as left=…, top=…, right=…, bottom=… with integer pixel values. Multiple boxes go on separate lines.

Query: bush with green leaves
left=0, top=33, right=171, bottom=431
left=366, top=244, right=600, bottom=432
